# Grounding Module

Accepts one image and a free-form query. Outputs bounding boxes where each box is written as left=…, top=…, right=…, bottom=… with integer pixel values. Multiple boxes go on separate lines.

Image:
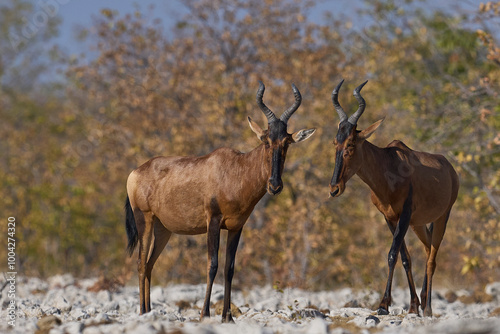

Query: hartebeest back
left=328, top=80, right=459, bottom=316
left=125, top=82, right=315, bottom=322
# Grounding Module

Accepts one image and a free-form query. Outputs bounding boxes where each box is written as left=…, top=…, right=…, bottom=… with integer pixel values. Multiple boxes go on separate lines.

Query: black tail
left=125, top=195, right=138, bottom=256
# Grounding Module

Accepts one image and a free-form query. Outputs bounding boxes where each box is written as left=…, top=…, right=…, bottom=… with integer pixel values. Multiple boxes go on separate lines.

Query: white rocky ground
left=1, top=274, right=500, bottom=334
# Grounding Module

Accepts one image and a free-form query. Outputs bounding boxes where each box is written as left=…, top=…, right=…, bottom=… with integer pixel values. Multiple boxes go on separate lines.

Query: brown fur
left=127, top=147, right=269, bottom=235
left=126, top=86, right=315, bottom=322
left=330, top=122, right=459, bottom=316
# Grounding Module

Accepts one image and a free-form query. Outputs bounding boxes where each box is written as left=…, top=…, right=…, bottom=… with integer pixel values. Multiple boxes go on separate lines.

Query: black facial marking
left=265, top=119, right=288, bottom=194
left=268, top=120, right=288, bottom=141
left=331, top=120, right=355, bottom=186
left=336, top=120, right=355, bottom=144
left=330, top=150, right=344, bottom=186
left=270, top=147, right=282, bottom=184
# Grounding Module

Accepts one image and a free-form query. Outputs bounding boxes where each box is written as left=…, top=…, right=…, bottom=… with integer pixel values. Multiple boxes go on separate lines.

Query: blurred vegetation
left=0, top=0, right=498, bottom=292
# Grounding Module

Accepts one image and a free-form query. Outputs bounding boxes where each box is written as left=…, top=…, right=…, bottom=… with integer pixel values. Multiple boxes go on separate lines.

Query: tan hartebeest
left=328, top=80, right=459, bottom=316
left=125, top=82, right=315, bottom=322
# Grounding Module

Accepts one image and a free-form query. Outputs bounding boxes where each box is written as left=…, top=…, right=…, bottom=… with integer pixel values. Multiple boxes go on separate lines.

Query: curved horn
left=280, top=83, right=302, bottom=124
left=256, top=81, right=278, bottom=123
left=332, top=79, right=347, bottom=123
left=348, top=80, right=368, bottom=125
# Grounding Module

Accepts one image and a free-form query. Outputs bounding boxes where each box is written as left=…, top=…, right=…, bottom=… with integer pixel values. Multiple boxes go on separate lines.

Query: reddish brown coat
left=125, top=82, right=315, bottom=322
left=329, top=80, right=459, bottom=317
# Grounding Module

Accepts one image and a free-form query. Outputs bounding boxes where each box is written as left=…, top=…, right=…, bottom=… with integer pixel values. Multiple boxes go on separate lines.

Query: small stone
left=307, top=318, right=328, bottom=334
left=42, top=307, right=61, bottom=315
left=166, top=312, right=184, bottom=322
left=214, top=300, right=242, bottom=318
left=486, top=282, right=500, bottom=297
left=389, top=319, right=402, bottom=326
left=22, top=305, right=44, bottom=318
left=298, top=308, right=326, bottom=319
left=85, top=312, right=114, bottom=328
left=96, top=290, right=111, bottom=303
left=175, top=299, right=191, bottom=311
left=445, top=291, right=458, bottom=303
left=36, top=315, right=61, bottom=333
left=94, top=313, right=113, bottom=324
left=86, top=306, right=97, bottom=316
left=54, top=295, right=71, bottom=312
left=102, top=301, right=119, bottom=312
left=63, top=322, right=84, bottom=334
left=389, top=307, right=403, bottom=315
left=366, top=314, right=380, bottom=326
left=69, top=308, right=89, bottom=321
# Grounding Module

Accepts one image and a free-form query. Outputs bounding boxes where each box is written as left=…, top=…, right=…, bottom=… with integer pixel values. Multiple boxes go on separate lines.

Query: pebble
left=486, top=282, right=500, bottom=298
left=0, top=276, right=498, bottom=334
left=54, top=295, right=72, bottom=312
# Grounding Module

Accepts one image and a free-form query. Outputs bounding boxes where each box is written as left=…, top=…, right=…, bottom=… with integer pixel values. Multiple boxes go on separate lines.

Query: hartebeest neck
left=355, top=141, right=395, bottom=202
left=239, top=143, right=272, bottom=198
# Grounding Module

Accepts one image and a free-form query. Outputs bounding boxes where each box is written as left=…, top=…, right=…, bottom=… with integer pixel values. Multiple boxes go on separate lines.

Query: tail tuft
left=125, top=195, right=138, bottom=256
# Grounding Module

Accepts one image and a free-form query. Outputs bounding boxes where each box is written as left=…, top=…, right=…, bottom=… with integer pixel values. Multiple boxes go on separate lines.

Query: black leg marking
left=378, top=185, right=413, bottom=315
left=222, top=228, right=243, bottom=323
left=201, top=213, right=221, bottom=319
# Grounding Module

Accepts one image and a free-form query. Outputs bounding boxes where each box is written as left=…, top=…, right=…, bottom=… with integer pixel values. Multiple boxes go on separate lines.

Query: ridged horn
left=256, top=81, right=278, bottom=123
left=347, top=80, right=368, bottom=125
left=280, top=83, right=302, bottom=124
left=332, top=79, right=347, bottom=123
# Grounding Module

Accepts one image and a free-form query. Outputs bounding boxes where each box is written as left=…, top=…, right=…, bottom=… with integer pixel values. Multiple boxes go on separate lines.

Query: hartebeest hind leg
left=135, top=210, right=154, bottom=314
left=422, top=212, right=449, bottom=316
left=411, top=223, right=432, bottom=311
left=144, top=220, right=172, bottom=312
left=384, top=219, right=420, bottom=314
left=222, top=228, right=243, bottom=323
left=377, top=186, right=413, bottom=315
left=201, top=213, right=222, bottom=319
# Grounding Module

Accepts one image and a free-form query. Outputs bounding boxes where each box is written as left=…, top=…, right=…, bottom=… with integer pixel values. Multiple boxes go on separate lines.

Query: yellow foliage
left=1, top=0, right=499, bottom=291
left=461, top=256, right=480, bottom=275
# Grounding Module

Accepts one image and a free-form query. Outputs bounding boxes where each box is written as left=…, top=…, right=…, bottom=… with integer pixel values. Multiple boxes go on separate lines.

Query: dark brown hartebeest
left=328, top=80, right=459, bottom=316
left=125, top=82, right=315, bottom=322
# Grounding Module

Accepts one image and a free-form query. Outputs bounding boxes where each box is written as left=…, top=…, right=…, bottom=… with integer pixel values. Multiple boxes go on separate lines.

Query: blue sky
left=46, top=0, right=477, bottom=56
left=54, top=0, right=174, bottom=55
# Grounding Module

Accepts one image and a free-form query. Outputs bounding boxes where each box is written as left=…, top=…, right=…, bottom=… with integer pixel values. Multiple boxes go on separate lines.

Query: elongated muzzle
left=267, top=148, right=284, bottom=195
left=329, top=150, right=345, bottom=198
left=329, top=180, right=345, bottom=198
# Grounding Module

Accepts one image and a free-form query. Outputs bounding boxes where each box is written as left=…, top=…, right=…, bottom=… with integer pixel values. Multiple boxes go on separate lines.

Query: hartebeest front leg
left=384, top=219, right=420, bottom=314
left=378, top=185, right=413, bottom=315
left=222, top=228, right=243, bottom=323
left=201, top=214, right=221, bottom=320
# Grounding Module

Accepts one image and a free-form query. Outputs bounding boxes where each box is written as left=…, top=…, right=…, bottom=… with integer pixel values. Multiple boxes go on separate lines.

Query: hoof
left=222, top=315, right=234, bottom=323
left=377, top=307, right=389, bottom=315
left=423, top=307, right=433, bottom=317
left=408, top=305, right=420, bottom=315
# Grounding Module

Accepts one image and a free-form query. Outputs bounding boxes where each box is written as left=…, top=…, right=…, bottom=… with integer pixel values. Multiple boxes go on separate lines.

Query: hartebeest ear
left=247, top=116, right=266, bottom=140
left=292, top=128, right=316, bottom=143
left=358, top=118, right=384, bottom=141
